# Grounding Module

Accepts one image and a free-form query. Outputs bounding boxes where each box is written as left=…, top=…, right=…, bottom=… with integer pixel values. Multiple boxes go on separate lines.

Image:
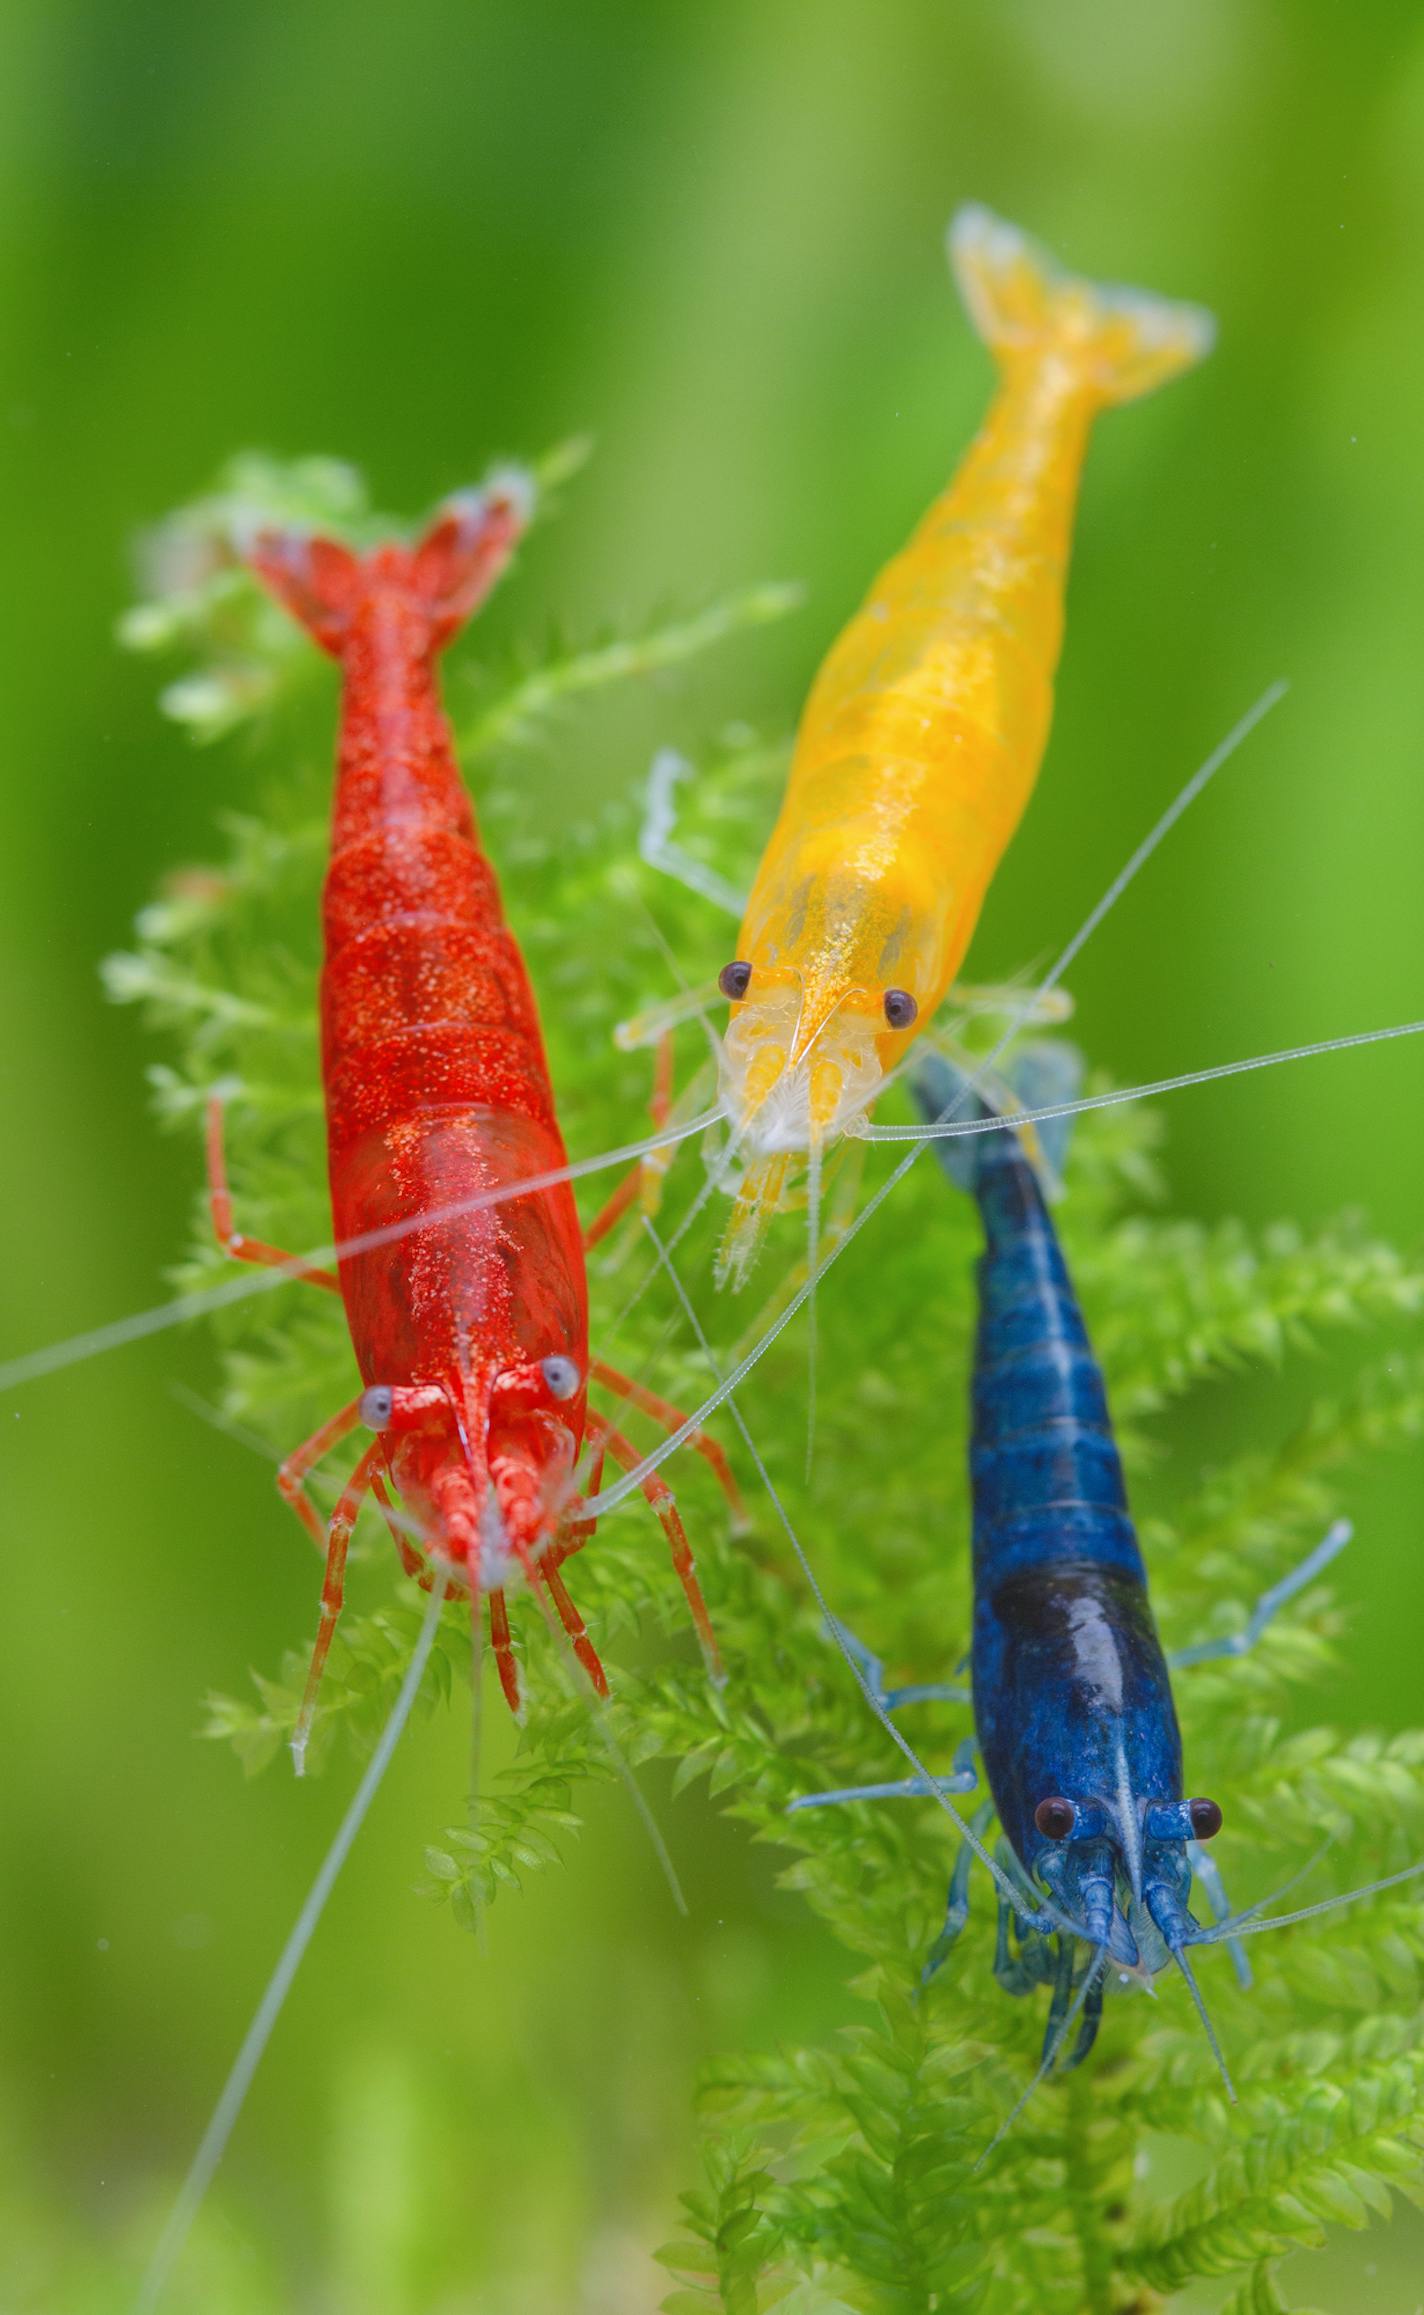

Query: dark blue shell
left=954, top=1098, right=1182, bottom=1885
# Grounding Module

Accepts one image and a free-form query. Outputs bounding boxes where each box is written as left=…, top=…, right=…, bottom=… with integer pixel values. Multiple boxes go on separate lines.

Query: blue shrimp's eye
left=540, top=1354, right=581, bottom=1402
left=883, top=987, right=918, bottom=1029
left=718, top=959, right=752, bottom=1002
left=1034, top=1796, right=1077, bottom=1841
left=1188, top=1796, right=1223, bottom=1840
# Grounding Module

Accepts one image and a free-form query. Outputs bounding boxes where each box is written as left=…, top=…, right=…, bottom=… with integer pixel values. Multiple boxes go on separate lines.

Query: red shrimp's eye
left=360, top=1385, right=394, bottom=1430
left=718, top=960, right=753, bottom=1002
left=883, top=988, right=919, bottom=1030
left=540, top=1354, right=582, bottom=1402
left=1188, top=1796, right=1223, bottom=1840
left=1034, top=1796, right=1077, bottom=1841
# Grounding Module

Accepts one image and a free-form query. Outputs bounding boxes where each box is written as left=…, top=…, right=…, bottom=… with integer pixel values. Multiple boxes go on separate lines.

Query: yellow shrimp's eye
left=883, top=987, right=918, bottom=1029
left=540, top=1355, right=581, bottom=1402
left=719, top=960, right=752, bottom=1001
left=1188, top=1796, right=1223, bottom=1840
left=1034, top=1796, right=1077, bottom=1840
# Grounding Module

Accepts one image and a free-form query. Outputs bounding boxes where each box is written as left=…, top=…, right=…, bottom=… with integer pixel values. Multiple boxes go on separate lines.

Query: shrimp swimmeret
left=640, top=205, right=1214, bottom=1283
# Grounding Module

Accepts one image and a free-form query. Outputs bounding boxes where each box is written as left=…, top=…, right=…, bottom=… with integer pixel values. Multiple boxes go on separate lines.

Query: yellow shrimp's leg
left=915, top=1024, right=1061, bottom=1199
left=717, top=1152, right=794, bottom=1290
left=614, top=979, right=723, bottom=1052
left=944, top=980, right=1075, bottom=1028
left=731, top=1141, right=867, bottom=1346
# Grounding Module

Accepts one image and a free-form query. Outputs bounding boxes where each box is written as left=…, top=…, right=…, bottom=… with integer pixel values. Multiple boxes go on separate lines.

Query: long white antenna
left=859, top=1018, right=1424, bottom=1142
left=579, top=682, right=1296, bottom=1520
left=0, top=1107, right=724, bottom=1395
left=640, top=1221, right=1090, bottom=1944
left=1206, top=1857, right=1424, bottom=1942
left=133, top=1571, right=450, bottom=2314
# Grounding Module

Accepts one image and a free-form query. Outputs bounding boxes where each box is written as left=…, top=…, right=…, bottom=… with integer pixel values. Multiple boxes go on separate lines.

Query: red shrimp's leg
left=277, top=1398, right=365, bottom=1553
left=584, top=1031, right=676, bottom=1250
left=559, top=1443, right=607, bottom=1551
left=584, top=1414, right=722, bottom=1681
left=488, top=1590, right=522, bottom=1715
left=590, top=1359, right=748, bottom=1532
left=206, top=1097, right=340, bottom=1291
left=292, top=1441, right=382, bottom=1774
left=370, top=1467, right=429, bottom=1585
left=538, top=1560, right=609, bottom=1697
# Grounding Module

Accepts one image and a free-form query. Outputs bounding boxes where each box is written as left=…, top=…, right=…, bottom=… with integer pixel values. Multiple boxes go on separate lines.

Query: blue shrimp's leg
left=990, top=1896, right=1054, bottom=1999
left=1041, top=1937, right=1079, bottom=2067
left=923, top=1798, right=994, bottom=1980
left=789, top=1735, right=978, bottom=1815
left=1188, top=1840, right=1252, bottom=1991
left=637, top=747, right=748, bottom=917
left=789, top=1775, right=943, bottom=1811
left=888, top=1677, right=974, bottom=1708
left=1169, top=1519, right=1352, bottom=1670
left=823, top=1615, right=970, bottom=1711
left=1060, top=1953, right=1106, bottom=2071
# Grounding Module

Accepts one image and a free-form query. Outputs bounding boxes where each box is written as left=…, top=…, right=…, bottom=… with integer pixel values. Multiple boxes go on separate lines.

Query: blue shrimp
left=790, top=1046, right=1401, bottom=2096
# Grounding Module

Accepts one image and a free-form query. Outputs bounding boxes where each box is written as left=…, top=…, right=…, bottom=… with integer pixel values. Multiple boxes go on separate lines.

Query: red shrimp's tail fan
left=242, top=467, right=536, bottom=659
left=411, top=469, right=535, bottom=648
left=245, top=530, right=364, bottom=657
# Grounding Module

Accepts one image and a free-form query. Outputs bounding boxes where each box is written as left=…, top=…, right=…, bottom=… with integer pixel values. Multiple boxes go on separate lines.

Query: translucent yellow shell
left=718, top=205, right=1213, bottom=1278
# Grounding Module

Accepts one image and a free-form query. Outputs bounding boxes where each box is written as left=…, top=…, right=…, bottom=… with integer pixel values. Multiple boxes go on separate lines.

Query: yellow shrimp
left=716, top=204, right=1213, bottom=1277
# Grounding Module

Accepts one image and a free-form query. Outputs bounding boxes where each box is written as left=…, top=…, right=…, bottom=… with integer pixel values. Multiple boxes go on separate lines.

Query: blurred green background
left=2, top=1, right=1423, bottom=2307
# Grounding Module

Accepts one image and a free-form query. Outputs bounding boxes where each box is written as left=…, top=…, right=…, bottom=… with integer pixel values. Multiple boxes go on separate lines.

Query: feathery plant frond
left=113, top=456, right=1424, bottom=2312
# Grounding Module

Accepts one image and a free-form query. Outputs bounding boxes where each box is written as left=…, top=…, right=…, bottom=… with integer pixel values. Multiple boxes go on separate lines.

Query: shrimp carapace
left=232, top=475, right=735, bottom=1752
left=792, top=1051, right=1398, bottom=2106
left=717, top=206, right=1213, bottom=1278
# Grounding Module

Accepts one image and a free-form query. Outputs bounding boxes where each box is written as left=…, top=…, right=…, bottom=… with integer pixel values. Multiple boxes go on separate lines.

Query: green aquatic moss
left=114, top=460, right=1424, bottom=2314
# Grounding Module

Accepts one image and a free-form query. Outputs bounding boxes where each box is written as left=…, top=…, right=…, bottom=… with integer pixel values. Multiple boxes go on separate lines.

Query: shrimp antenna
left=0, top=1105, right=727, bottom=1397
left=522, top=1570, right=688, bottom=1918
left=1205, top=1857, right=1424, bottom=1944
left=467, top=1586, right=490, bottom=1954
left=4, top=680, right=1288, bottom=1406
left=858, top=1017, right=1424, bottom=1145
left=625, top=879, right=727, bottom=1076
left=610, top=1110, right=745, bottom=1333
left=1170, top=1940, right=1236, bottom=2104
left=638, top=1220, right=1084, bottom=1944
left=974, top=1944, right=1108, bottom=2173
left=1200, top=1840, right=1332, bottom=1937
left=1043, top=678, right=1286, bottom=989
left=577, top=681, right=1301, bottom=1521
left=607, top=956, right=751, bottom=1335
left=804, top=1136, right=823, bottom=1481
left=133, top=1569, right=451, bottom=2315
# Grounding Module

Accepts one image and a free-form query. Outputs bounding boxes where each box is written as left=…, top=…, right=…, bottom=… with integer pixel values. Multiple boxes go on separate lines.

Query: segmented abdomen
left=969, top=1127, right=1144, bottom=1591
left=322, top=827, right=558, bottom=1149
left=741, top=370, right=1092, bottom=1011
left=318, top=610, right=583, bottom=1384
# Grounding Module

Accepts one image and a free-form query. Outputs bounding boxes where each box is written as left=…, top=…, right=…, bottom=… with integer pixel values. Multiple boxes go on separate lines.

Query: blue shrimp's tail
left=912, top=1044, right=1083, bottom=1194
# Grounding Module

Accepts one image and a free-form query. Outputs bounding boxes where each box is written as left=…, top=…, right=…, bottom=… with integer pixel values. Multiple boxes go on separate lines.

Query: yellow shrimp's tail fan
left=948, top=204, right=1214, bottom=406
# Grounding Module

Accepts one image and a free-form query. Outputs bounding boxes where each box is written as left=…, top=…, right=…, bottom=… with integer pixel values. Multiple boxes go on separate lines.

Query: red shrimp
left=214, top=478, right=742, bottom=1760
